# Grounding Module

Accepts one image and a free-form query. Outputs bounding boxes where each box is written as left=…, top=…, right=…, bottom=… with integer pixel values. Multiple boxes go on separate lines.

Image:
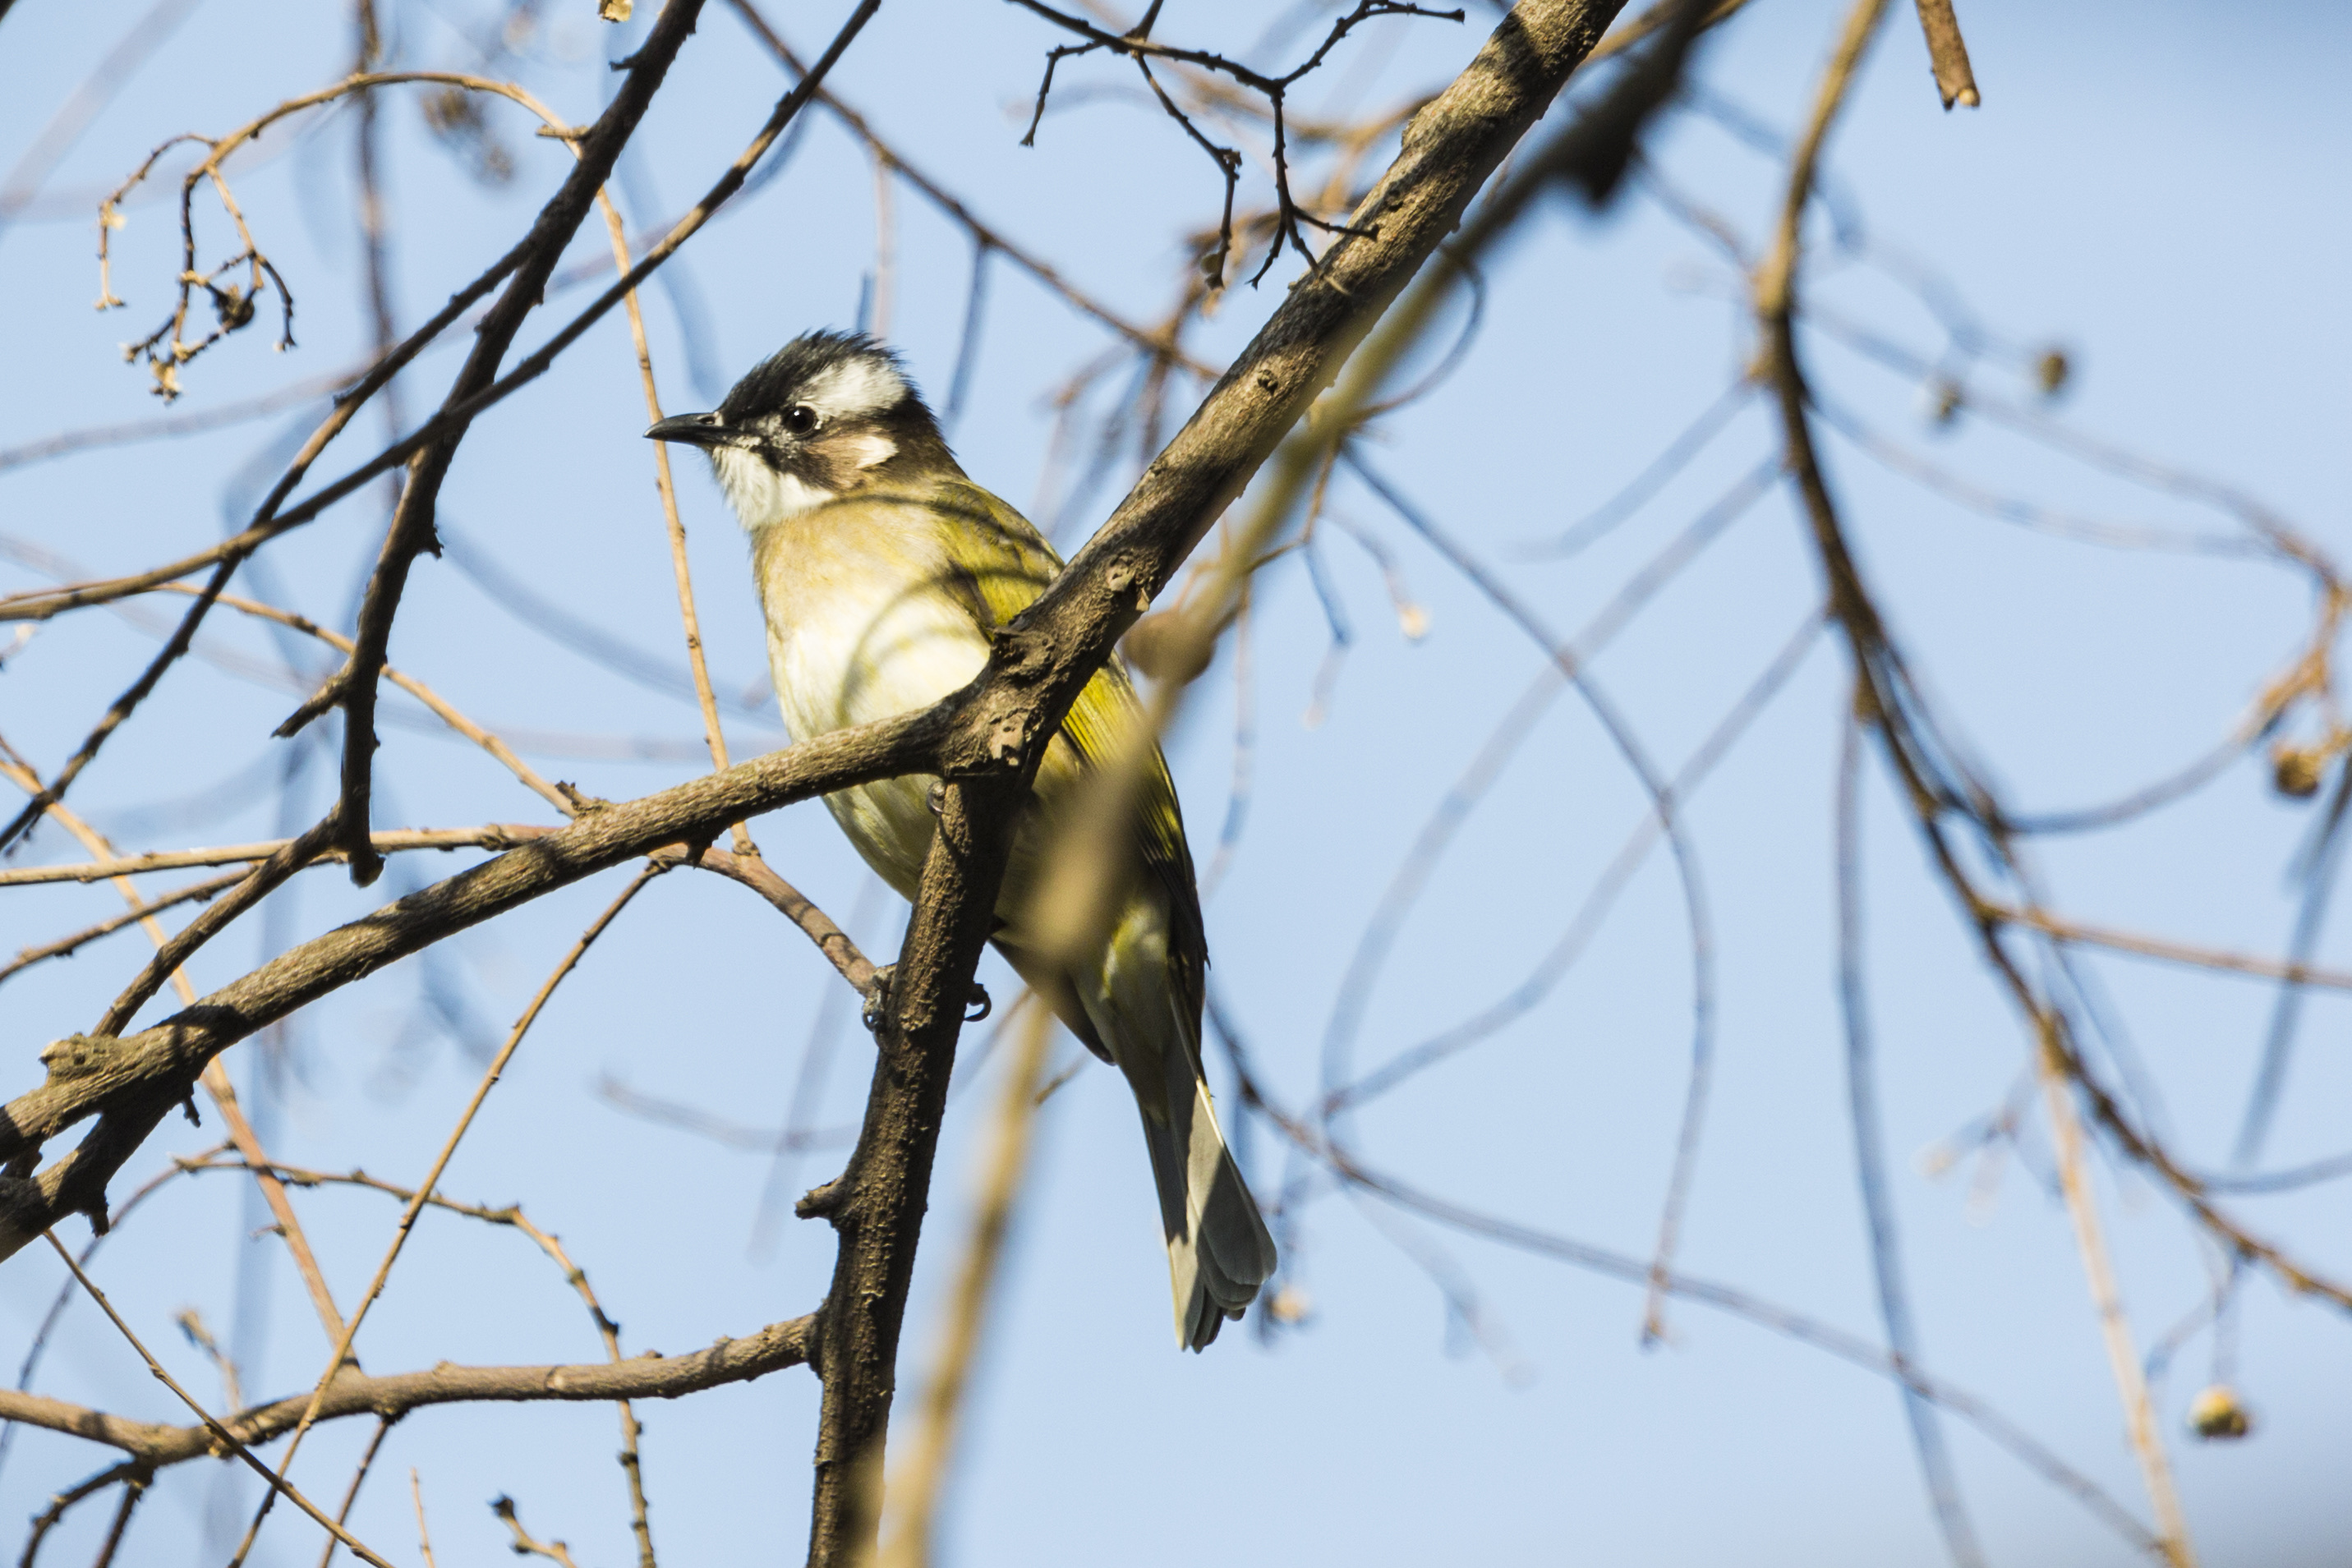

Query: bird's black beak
left=645, top=410, right=734, bottom=448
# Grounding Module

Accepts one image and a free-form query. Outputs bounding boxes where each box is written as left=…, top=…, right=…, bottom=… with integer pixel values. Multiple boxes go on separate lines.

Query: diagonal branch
left=799, top=3, right=1648, bottom=1563
left=7, top=11, right=1712, bottom=1566
left=0, top=706, right=940, bottom=1262
left=277, top=0, right=713, bottom=885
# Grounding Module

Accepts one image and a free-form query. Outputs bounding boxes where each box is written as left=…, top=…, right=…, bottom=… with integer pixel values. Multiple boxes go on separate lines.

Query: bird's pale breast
left=753, top=496, right=991, bottom=899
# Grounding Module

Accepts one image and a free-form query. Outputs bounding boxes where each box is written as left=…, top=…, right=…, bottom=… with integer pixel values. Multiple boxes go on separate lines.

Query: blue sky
left=1, top=2, right=2348, bottom=1565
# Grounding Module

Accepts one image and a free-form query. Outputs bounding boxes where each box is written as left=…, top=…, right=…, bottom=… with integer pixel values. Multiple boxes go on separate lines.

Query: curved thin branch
left=224, top=865, right=665, bottom=1565
left=0, top=825, right=535, bottom=888
left=0, top=1317, right=813, bottom=1469
left=1209, top=998, right=2166, bottom=1558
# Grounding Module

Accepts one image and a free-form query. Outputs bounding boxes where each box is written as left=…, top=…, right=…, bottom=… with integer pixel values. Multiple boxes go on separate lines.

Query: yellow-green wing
left=926, top=479, right=1208, bottom=1000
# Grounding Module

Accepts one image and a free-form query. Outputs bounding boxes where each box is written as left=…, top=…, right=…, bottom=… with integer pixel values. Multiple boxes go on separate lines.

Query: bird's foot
left=859, top=965, right=991, bottom=1032
left=861, top=965, right=895, bottom=1032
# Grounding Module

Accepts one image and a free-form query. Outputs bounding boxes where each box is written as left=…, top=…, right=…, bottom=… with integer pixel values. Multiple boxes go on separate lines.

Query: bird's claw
left=861, top=965, right=895, bottom=1032
left=859, top=966, right=991, bottom=1030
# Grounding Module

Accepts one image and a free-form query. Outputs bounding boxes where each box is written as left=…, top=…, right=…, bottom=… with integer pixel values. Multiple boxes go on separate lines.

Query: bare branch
left=224, top=866, right=664, bottom=1564
left=0, top=825, right=539, bottom=888
left=0, top=1317, right=814, bottom=1468
left=314, top=1418, right=392, bottom=1568
left=722, top=0, right=1217, bottom=377
left=1911, top=0, right=1980, bottom=109
left=40, top=1235, right=398, bottom=1568
left=0, top=709, right=932, bottom=1260
left=0, top=871, right=248, bottom=987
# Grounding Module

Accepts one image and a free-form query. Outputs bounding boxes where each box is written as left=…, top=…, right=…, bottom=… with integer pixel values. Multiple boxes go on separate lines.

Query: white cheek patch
left=799, top=356, right=905, bottom=424
left=711, top=445, right=835, bottom=530
left=834, top=430, right=898, bottom=473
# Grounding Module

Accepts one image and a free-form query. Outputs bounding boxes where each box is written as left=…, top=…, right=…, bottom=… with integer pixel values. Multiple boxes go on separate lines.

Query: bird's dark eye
left=783, top=405, right=820, bottom=436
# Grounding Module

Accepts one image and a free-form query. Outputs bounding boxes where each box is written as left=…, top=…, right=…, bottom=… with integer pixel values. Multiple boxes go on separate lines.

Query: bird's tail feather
left=1137, top=1023, right=1277, bottom=1350
left=1044, top=897, right=1276, bottom=1350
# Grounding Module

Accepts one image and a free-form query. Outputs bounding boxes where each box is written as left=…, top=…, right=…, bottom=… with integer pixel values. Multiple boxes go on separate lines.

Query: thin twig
left=587, top=126, right=753, bottom=864
left=491, top=1497, right=582, bottom=1568
left=40, top=1234, right=398, bottom=1568
left=1838, top=712, right=1985, bottom=1567
left=1991, top=906, right=2352, bottom=993
left=0, top=869, right=248, bottom=986
left=1910, top=0, right=1980, bottom=109
left=2033, top=1018, right=2193, bottom=1561
left=223, top=866, right=665, bottom=1566
left=2231, top=759, right=2352, bottom=1165
left=315, top=1418, right=393, bottom=1568
left=0, top=825, right=537, bottom=887
left=409, top=1470, right=436, bottom=1568
left=85, top=1469, right=145, bottom=1568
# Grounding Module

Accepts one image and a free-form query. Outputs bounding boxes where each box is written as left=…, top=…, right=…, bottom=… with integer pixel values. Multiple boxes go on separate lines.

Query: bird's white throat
left=711, top=444, right=835, bottom=529
left=710, top=433, right=901, bottom=531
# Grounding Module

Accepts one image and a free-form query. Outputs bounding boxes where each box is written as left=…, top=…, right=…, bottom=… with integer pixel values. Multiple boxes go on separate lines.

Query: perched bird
left=648, top=331, right=1277, bottom=1349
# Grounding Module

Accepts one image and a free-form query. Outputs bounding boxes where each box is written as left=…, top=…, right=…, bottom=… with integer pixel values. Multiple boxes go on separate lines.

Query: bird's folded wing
left=931, top=480, right=1209, bottom=1002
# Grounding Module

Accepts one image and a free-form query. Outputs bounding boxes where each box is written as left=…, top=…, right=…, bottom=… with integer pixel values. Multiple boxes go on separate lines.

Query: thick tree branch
left=797, top=2, right=1639, bottom=1564
left=962, top=0, right=1633, bottom=784
left=8, top=10, right=1682, bottom=1561
left=803, top=777, right=1023, bottom=1567
left=0, top=708, right=940, bottom=1261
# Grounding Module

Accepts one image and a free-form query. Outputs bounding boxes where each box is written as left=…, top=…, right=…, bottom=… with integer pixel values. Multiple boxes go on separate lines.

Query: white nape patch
left=711, top=444, right=835, bottom=530
left=834, top=430, right=897, bottom=472
left=799, top=355, right=905, bottom=424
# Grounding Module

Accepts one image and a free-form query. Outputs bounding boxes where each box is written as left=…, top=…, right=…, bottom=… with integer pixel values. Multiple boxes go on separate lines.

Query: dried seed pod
left=2034, top=347, right=2072, bottom=398
left=2271, top=741, right=2326, bottom=800
left=1266, top=1283, right=1313, bottom=1325
left=2187, top=1384, right=2253, bottom=1441
left=1924, top=379, right=1963, bottom=426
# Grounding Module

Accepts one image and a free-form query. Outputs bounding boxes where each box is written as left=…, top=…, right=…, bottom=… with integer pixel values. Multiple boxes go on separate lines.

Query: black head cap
left=647, top=329, right=958, bottom=481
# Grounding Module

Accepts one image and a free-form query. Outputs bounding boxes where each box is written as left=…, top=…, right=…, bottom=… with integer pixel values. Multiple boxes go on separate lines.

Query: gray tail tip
left=1184, top=1296, right=1249, bottom=1353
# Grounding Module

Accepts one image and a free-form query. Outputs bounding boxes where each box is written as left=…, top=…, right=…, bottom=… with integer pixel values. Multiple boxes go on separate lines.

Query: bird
left=647, top=330, right=1277, bottom=1349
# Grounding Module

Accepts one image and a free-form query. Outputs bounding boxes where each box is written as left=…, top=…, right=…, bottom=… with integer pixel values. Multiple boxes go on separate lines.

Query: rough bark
left=0, top=708, right=940, bottom=1259
left=795, top=2, right=1634, bottom=1562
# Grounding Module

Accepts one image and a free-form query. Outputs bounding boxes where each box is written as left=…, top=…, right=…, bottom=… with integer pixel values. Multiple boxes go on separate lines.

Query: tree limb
left=799, top=2, right=1640, bottom=1563
left=0, top=707, right=940, bottom=1261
